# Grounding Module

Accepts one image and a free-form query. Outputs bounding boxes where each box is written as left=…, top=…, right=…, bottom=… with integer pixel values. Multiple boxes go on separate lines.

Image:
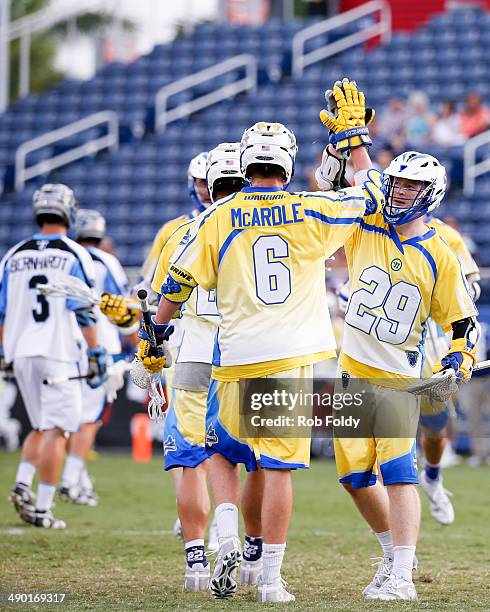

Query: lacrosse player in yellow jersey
left=318, top=80, right=478, bottom=601
left=137, top=84, right=384, bottom=602
left=101, top=151, right=211, bottom=540
left=152, top=143, right=245, bottom=592
left=417, top=215, right=480, bottom=525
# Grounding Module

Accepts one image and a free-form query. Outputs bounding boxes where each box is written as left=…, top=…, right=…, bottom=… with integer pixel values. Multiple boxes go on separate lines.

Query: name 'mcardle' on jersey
left=0, top=234, right=95, bottom=363
left=170, top=184, right=370, bottom=380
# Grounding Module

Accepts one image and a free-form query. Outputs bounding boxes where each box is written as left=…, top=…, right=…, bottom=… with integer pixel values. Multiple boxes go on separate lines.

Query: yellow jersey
left=427, top=217, right=479, bottom=277
left=139, top=212, right=197, bottom=289
left=168, top=184, right=369, bottom=381
left=341, top=213, right=477, bottom=380
left=153, top=220, right=219, bottom=364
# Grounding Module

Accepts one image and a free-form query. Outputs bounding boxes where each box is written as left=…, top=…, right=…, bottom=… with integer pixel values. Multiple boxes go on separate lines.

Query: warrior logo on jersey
left=179, top=230, right=191, bottom=247
left=390, top=258, right=402, bottom=272
left=406, top=351, right=419, bottom=367
left=36, top=240, right=49, bottom=251
left=206, top=426, right=219, bottom=446
left=163, top=434, right=177, bottom=455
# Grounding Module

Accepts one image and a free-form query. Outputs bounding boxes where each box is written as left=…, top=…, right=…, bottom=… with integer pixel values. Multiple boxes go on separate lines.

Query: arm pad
left=160, top=264, right=197, bottom=303
left=315, top=146, right=348, bottom=191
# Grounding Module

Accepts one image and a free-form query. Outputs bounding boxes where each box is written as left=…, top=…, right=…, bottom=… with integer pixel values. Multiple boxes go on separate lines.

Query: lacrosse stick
left=37, top=276, right=157, bottom=313
left=407, top=359, right=490, bottom=404
left=129, top=289, right=167, bottom=421
left=43, top=360, right=132, bottom=390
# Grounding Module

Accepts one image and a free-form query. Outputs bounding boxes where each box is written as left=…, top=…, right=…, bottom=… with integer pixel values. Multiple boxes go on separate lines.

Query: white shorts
left=81, top=383, right=108, bottom=424
left=13, top=356, right=82, bottom=432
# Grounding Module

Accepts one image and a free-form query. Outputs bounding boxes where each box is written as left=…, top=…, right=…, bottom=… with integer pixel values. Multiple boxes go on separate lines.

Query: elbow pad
left=160, top=264, right=197, bottom=303
left=75, top=308, right=97, bottom=328
left=315, top=146, right=348, bottom=191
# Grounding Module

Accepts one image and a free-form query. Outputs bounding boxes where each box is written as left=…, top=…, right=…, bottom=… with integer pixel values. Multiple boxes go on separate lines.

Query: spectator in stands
left=373, top=148, right=393, bottom=173
left=432, top=100, right=465, bottom=147
left=377, top=97, right=407, bottom=153
left=459, top=92, right=490, bottom=139
left=405, top=91, right=435, bottom=148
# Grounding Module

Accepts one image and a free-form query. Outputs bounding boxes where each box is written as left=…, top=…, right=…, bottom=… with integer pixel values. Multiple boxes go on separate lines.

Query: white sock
left=375, top=529, right=394, bottom=559
left=215, top=503, right=239, bottom=542
left=61, top=454, right=84, bottom=488
left=393, top=545, right=416, bottom=581
left=15, top=461, right=36, bottom=488
left=262, top=543, right=286, bottom=584
left=79, top=467, right=93, bottom=492
left=36, top=482, right=56, bottom=512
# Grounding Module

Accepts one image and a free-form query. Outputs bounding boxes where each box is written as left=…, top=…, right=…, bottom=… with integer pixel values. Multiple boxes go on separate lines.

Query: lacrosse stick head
left=407, top=369, right=459, bottom=404
left=130, top=358, right=166, bottom=421
left=37, top=276, right=98, bottom=306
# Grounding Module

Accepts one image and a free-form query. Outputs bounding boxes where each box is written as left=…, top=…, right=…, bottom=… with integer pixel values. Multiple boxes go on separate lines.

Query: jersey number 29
left=345, top=265, right=421, bottom=345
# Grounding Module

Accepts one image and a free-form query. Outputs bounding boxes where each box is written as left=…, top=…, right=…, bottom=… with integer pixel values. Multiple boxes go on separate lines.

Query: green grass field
left=1, top=451, right=489, bottom=611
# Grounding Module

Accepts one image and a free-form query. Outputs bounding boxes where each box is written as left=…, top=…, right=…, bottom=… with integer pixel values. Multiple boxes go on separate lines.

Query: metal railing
left=0, top=0, right=112, bottom=109
left=464, top=129, right=490, bottom=195
left=15, top=111, right=119, bottom=191
left=155, top=54, right=257, bottom=132
left=292, top=0, right=391, bottom=77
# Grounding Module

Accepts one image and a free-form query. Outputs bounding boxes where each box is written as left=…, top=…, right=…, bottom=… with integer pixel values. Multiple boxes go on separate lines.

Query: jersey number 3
left=345, top=265, right=421, bottom=345
left=253, top=236, right=291, bottom=305
left=29, top=275, right=50, bottom=322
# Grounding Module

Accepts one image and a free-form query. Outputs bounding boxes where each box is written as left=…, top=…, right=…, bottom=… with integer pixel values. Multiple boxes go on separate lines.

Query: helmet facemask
left=382, top=175, right=435, bottom=225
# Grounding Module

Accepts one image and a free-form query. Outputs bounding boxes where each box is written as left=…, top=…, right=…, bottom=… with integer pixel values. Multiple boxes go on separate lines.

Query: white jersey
left=0, top=233, right=95, bottom=363
left=86, top=246, right=128, bottom=355
left=176, top=285, right=219, bottom=364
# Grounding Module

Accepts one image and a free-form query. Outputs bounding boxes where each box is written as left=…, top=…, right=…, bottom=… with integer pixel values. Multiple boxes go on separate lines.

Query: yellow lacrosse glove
left=99, top=292, right=139, bottom=327
left=361, top=168, right=385, bottom=216
left=433, top=338, right=476, bottom=382
left=319, top=77, right=373, bottom=155
left=137, top=340, right=167, bottom=374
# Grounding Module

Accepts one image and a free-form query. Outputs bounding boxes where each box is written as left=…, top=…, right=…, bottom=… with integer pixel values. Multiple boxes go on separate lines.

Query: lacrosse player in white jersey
left=0, top=184, right=108, bottom=528
left=59, top=209, right=137, bottom=506
left=151, top=143, right=249, bottom=591
left=137, top=115, right=381, bottom=602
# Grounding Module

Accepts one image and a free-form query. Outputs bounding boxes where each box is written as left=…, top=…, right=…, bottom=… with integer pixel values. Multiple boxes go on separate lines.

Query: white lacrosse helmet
left=33, top=183, right=78, bottom=227
left=73, top=209, right=106, bottom=242
left=188, top=151, right=210, bottom=210
left=240, top=122, right=298, bottom=185
left=382, top=151, right=447, bottom=225
left=206, top=142, right=245, bottom=202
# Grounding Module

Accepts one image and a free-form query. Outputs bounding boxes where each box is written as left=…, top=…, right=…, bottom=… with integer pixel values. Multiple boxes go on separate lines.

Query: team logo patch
left=163, top=434, right=177, bottom=455
left=206, top=426, right=218, bottom=447
left=179, top=230, right=191, bottom=246
left=406, top=351, right=419, bottom=368
left=390, top=258, right=402, bottom=271
left=36, top=240, right=49, bottom=250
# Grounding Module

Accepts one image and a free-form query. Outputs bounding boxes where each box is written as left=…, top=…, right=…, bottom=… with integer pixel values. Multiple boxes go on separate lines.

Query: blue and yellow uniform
left=153, top=220, right=218, bottom=470
left=335, top=212, right=477, bottom=487
left=168, top=184, right=371, bottom=471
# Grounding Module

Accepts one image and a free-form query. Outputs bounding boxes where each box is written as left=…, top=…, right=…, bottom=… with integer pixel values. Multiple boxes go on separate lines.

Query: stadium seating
left=0, top=6, right=489, bottom=283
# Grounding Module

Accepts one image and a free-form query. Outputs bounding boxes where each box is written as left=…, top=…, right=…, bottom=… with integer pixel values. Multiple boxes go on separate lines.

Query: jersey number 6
left=345, top=265, right=421, bottom=345
left=253, top=235, right=292, bottom=305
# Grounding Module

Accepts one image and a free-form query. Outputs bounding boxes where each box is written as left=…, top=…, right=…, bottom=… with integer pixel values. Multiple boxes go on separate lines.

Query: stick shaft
left=137, top=289, right=158, bottom=348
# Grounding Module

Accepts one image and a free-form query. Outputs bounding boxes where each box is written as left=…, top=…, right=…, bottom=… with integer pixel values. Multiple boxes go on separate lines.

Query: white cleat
left=368, top=573, right=417, bottom=601
left=209, top=537, right=242, bottom=599
left=20, top=508, right=66, bottom=530
left=240, top=558, right=263, bottom=585
left=363, top=556, right=393, bottom=598
left=207, top=515, right=219, bottom=553
left=184, top=563, right=210, bottom=591
left=257, top=577, right=295, bottom=603
left=420, top=471, right=455, bottom=525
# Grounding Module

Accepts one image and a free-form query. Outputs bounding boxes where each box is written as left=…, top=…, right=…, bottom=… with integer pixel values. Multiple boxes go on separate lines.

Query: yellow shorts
left=206, top=365, right=312, bottom=471
left=163, top=387, right=208, bottom=470
left=334, top=373, right=419, bottom=488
